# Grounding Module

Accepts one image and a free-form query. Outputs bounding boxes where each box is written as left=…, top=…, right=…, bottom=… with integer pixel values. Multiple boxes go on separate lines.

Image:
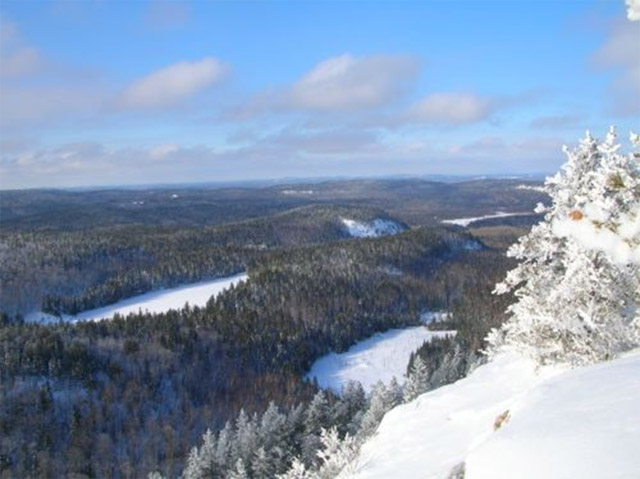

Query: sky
left=0, top=0, right=638, bottom=189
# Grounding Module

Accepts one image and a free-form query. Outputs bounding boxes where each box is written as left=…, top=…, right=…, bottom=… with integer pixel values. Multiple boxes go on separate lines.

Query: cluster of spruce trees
left=1, top=223, right=512, bottom=478
left=1, top=205, right=398, bottom=315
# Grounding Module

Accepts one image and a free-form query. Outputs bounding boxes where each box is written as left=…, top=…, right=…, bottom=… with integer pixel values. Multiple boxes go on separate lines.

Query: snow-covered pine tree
left=182, top=429, right=216, bottom=479
left=333, top=381, right=366, bottom=435
left=277, top=427, right=358, bottom=479
left=358, top=381, right=395, bottom=438
left=214, top=421, right=233, bottom=472
left=255, top=402, right=288, bottom=476
left=251, top=447, right=271, bottom=478
left=315, top=427, right=358, bottom=478
left=228, top=458, right=248, bottom=479
left=276, top=457, right=314, bottom=479
left=232, top=410, right=259, bottom=467
left=487, top=128, right=640, bottom=365
left=301, top=391, right=331, bottom=466
left=403, top=356, right=429, bottom=402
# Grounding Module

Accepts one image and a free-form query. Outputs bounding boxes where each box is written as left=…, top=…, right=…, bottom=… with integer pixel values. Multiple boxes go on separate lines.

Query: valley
left=0, top=177, right=538, bottom=477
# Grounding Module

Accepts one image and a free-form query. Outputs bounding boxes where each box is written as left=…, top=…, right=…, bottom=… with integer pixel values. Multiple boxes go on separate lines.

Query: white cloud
left=150, top=143, right=179, bottom=159
left=286, top=54, right=419, bottom=111
left=119, top=58, right=229, bottom=109
left=0, top=84, right=107, bottom=127
left=260, top=129, right=384, bottom=156
left=406, top=92, right=494, bottom=125
left=2, top=130, right=569, bottom=189
left=0, top=16, right=44, bottom=78
left=627, top=0, right=640, bottom=21
left=592, top=20, right=640, bottom=115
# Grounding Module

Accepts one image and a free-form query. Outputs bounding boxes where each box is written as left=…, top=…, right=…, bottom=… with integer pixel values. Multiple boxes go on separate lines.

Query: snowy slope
left=341, top=218, right=406, bottom=238
left=25, top=273, right=247, bottom=324
left=306, top=326, right=453, bottom=393
left=343, top=349, right=640, bottom=479
left=465, top=350, right=640, bottom=479
left=442, top=211, right=530, bottom=227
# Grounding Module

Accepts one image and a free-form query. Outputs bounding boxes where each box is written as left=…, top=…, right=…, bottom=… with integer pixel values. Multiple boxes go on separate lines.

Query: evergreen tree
left=251, top=447, right=271, bottom=478
left=276, top=458, right=314, bottom=479
left=488, top=129, right=640, bottom=364
left=215, top=422, right=233, bottom=472
left=315, top=427, right=358, bottom=479
left=228, top=458, right=248, bottom=479
left=301, top=391, right=331, bottom=464
left=359, top=382, right=391, bottom=438
left=233, top=410, right=258, bottom=466
left=404, top=356, right=430, bottom=402
left=387, top=377, right=404, bottom=408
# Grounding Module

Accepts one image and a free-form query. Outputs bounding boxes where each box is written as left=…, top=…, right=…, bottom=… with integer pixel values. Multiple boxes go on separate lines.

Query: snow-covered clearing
left=442, top=211, right=530, bottom=227
left=341, top=218, right=405, bottom=238
left=306, top=326, right=453, bottom=393
left=420, top=311, right=450, bottom=324
left=25, top=273, right=247, bottom=324
left=343, top=349, right=640, bottom=479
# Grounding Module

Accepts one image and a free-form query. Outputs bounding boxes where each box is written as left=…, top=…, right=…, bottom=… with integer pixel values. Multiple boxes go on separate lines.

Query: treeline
left=0, top=205, right=393, bottom=315
left=1, top=225, right=490, bottom=478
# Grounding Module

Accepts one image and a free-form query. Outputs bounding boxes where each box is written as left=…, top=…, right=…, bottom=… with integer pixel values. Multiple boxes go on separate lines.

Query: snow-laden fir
left=25, top=273, right=247, bottom=323
left=341, top=348, right=640, bottom=479
left=340, top=218, right=405, bottom=238
left=306, top=326, right=453, bottom=393
left=488, top=128, right=640, bottom=365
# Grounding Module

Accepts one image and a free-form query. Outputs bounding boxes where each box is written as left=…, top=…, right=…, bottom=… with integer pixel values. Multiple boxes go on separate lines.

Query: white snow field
left=341, top=218, right=405, bottom=238
left=343, top=349, right=640, bottom=479
left=442, top=211, right=530, bottom=227
left=306, top=326, right=453, bottom=393
left=25, top=273, right=247, bottom=324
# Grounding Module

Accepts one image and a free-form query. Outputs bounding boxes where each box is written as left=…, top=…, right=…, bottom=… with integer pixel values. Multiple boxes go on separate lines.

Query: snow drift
left=343, top=349, right=640, bottom=479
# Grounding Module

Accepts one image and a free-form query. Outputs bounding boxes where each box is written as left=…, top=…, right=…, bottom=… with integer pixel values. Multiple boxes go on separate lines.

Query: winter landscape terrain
left=2, top=0, right=639, bottom=477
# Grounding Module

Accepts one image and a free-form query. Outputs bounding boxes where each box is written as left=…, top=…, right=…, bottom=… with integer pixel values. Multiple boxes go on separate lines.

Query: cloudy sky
left=0, top=0, right=638, bottom=189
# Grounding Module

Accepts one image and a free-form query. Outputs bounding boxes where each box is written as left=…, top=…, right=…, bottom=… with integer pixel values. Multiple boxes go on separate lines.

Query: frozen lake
left=306, top=324, right=453, bottom=393
left=25, top=273, right=247, bottom=324
left=442, top=211, right=530, bottom=227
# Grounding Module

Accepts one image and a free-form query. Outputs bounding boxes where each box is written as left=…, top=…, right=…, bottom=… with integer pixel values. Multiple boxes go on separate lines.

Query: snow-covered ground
left=341, top=218, right=406, bottom=238
left=25, top=273, right=247, bottom=324
left=306, top=326, right=453, bottom=393
left=342, top=349, right=640, bottom=479
left=442, top=211, right=530, bottom=227
left=420, top=311, right=450, bottom=324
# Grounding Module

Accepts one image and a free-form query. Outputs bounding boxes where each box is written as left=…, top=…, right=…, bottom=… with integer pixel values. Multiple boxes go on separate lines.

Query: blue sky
left=0, top=0, right=638, bottom=188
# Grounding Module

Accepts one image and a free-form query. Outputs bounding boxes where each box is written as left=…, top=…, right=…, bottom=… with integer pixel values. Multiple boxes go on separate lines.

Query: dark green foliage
left=0, top=179, right=541, bottom=478
left=0, top=204, right=398, bottom=314
left=0, top=223, right=485, bottom=478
